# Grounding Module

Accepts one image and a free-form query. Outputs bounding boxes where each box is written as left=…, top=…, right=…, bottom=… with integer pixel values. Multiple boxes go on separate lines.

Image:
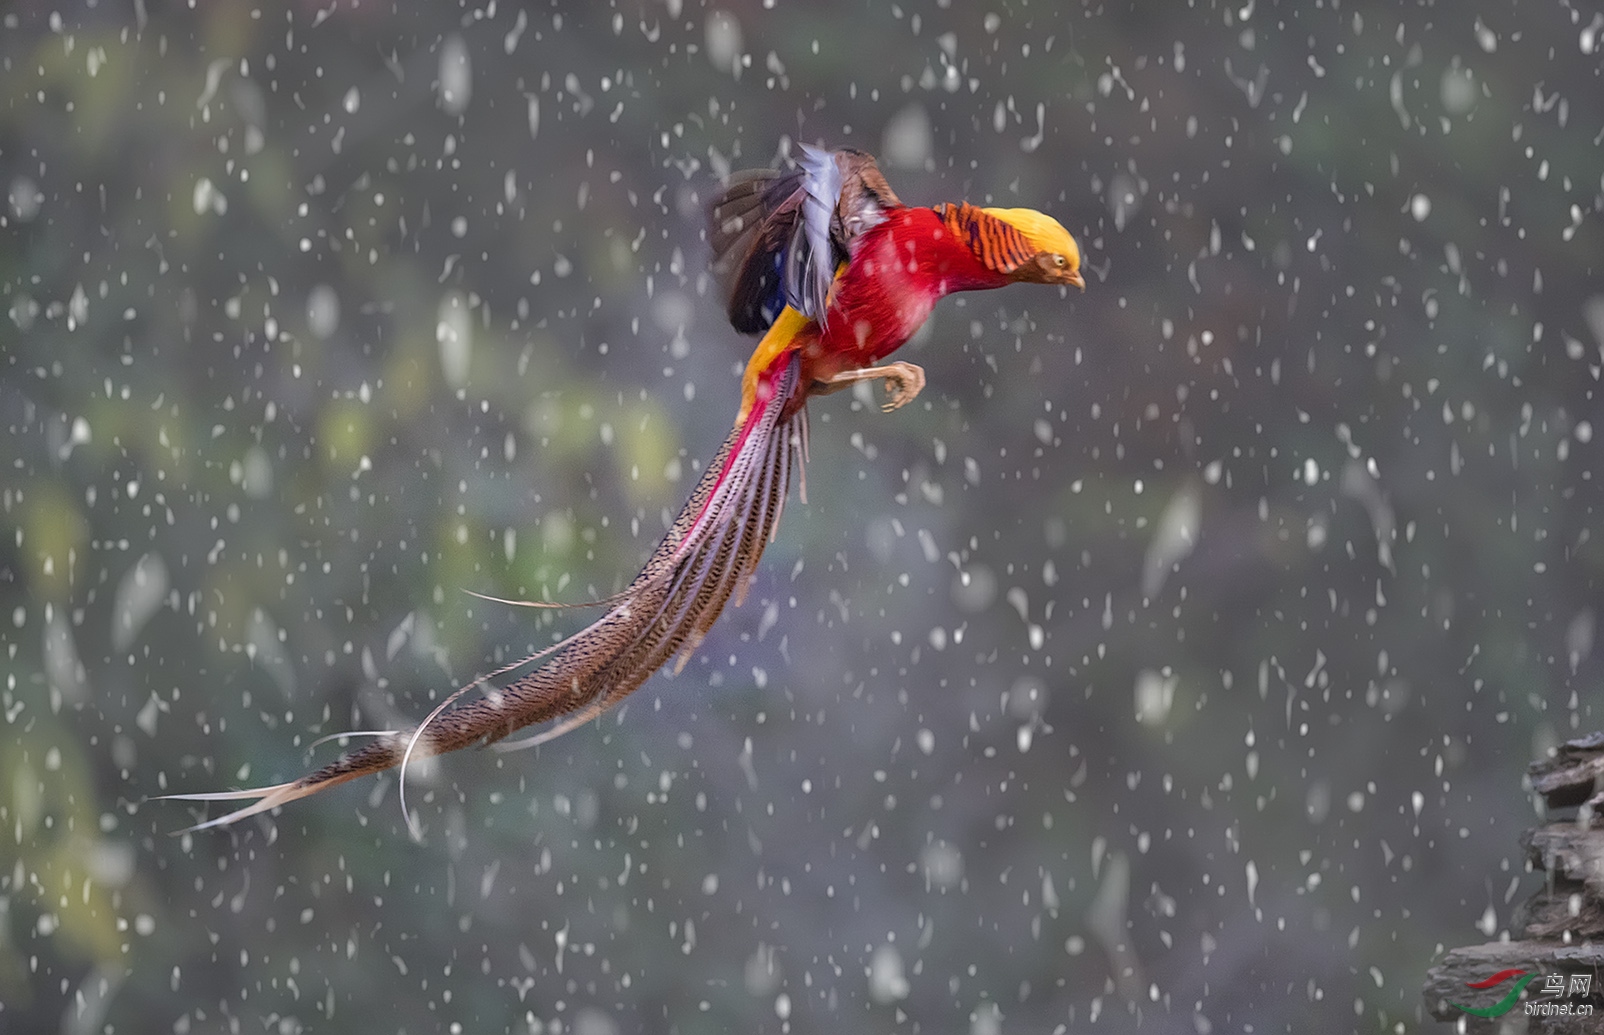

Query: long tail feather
left=491, top=698, right=615, bottom=754
left=496, top=424, right=794, bottom=755
left=164, top=781, right=344, bottom=834
left=172, top=352, right=808, bottom=833
left=459, top=586, right=633, bottom=610
left=308, top=729, right=400, bottom=750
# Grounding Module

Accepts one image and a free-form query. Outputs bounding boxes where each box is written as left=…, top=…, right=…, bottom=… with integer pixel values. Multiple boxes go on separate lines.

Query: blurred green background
left=2, top=1, right=1599, bottom=1032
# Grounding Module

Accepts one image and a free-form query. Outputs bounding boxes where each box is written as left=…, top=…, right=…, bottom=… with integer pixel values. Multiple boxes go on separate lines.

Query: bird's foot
left=820, top=361, right=926, bottom=413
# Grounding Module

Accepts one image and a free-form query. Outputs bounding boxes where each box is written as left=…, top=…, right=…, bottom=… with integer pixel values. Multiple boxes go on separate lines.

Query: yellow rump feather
left=738, top=305, right=811, bottom=423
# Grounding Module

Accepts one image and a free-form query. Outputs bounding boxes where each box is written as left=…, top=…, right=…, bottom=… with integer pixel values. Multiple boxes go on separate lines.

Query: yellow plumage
left=982, top=207, right=1081, bottom=268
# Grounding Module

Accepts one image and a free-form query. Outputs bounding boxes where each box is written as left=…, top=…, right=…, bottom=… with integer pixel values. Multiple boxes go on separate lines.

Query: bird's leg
left=815, top=361, right=926, bottom=413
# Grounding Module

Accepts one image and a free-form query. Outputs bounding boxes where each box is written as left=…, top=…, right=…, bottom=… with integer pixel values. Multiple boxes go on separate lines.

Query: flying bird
left=170, top=144, right=1083, bottom=834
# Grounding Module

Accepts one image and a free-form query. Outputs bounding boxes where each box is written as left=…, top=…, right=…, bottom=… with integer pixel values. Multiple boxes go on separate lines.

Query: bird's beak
left=1068, top=269, right=1085, bottom=290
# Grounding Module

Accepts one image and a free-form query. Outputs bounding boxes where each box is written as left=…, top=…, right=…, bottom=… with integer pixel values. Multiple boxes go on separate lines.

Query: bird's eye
left=1053, top=254, right=1067, bottom=267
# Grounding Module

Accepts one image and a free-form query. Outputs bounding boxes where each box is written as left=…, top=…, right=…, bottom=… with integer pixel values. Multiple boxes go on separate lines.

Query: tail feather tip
left=160, top=780, right=317, bottom=835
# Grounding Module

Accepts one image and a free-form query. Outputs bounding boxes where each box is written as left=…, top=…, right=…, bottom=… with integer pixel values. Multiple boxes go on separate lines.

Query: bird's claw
left=878, top=362, right=926, bottom=412
left=815, top=361, right=926, bottom=412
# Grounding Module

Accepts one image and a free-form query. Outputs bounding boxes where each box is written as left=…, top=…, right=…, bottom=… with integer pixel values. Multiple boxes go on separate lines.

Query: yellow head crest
left=982, top=207, right=1083, bottom=286
left=983, top=208, right=1080, bottom=265
left=940, top=203, right=1083, bottom=288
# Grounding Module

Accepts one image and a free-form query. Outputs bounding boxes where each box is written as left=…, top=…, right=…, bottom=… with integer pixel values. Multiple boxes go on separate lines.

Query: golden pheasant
left=171, top=144, right=1082, bottom=834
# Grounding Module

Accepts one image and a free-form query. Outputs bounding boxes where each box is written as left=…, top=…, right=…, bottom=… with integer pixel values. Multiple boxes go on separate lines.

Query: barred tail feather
left=497, top=394, right=802, bottom=754
left=171, top=354, right=807, bottom=833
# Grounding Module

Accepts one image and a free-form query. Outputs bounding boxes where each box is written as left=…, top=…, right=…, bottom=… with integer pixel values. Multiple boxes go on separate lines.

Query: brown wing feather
left=710, top=148, right=902, bottom=335
left=710, top=169, right=808, bottom=334
left=832, top=151, right=902, bottom=238
left=709, top=168, right=798, bottom=263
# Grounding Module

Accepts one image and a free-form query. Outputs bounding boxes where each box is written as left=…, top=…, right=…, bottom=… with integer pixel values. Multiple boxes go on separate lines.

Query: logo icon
left=1449, top=968, right=1535, bottom=1019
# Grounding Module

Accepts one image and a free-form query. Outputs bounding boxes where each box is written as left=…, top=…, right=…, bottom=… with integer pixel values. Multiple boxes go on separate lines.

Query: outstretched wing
left=710, top=145, right=901, bottom=334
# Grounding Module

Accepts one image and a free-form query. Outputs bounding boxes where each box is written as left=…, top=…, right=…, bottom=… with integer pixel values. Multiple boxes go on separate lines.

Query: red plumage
left=801, top=207, right=1010, bottom=383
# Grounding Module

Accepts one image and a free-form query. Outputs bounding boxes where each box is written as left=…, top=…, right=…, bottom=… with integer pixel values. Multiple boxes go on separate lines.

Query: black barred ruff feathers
left=934, top=202, right=1038, bottom=275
